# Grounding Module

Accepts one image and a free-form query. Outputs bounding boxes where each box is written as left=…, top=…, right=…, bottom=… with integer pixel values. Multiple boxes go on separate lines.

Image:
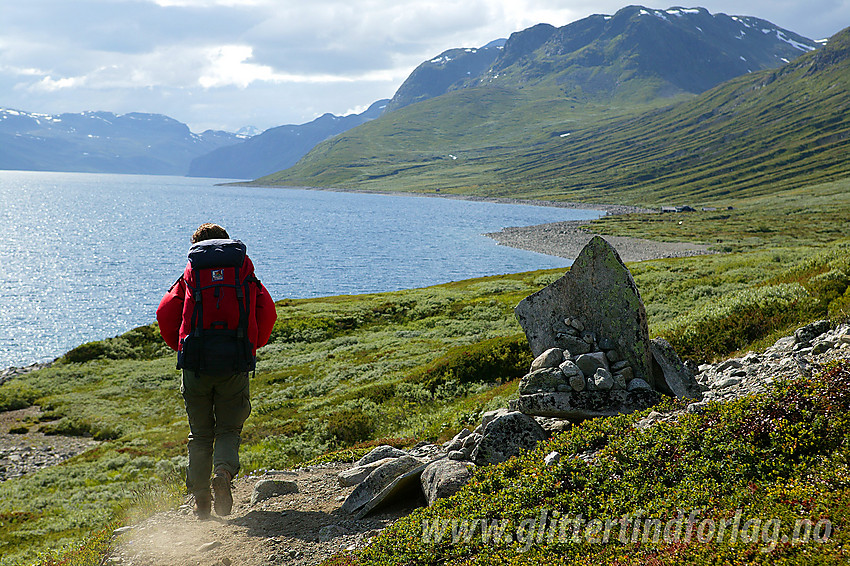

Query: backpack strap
left=188, top=272, right=203, bottom=338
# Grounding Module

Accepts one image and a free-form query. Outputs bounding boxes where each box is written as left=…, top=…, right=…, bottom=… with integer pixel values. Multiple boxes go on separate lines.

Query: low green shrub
left=0, top=383, right=40, bottom=412
left=324, top=407, right=376, bottom=446
left=39, top=417, right=121, bottom=441
left=407, top=334, right=532, bottom=392
left=269, top=316, right=340, bottom=343
left=343, top=359, right=850, bottom=566
left=61, top=325, right=169, bottom=363
left=62, top=341, right=109, bottom=364
left=662, top=284, right=820, bottom=361
left=35, top=523, right=117, bottom=566
left=829, top=287, right=850, bottom=321
left=120, top=325, right=169, bottom=360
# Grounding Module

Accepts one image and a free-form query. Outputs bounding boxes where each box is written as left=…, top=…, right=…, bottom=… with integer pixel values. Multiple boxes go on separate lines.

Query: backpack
left=177, top=239, right=258, bottom=378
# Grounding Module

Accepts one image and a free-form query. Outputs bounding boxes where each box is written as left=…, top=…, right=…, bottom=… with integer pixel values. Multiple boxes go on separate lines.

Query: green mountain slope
left=495, top=26, right=850, bottom=204
left=255, top=85, right=670, bottom=191
left=256, top=27, right=849, bottom=206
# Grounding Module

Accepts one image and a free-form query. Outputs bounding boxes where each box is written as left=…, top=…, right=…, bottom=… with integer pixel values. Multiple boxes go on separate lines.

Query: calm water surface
left=0, top=171, right=602, bottom=367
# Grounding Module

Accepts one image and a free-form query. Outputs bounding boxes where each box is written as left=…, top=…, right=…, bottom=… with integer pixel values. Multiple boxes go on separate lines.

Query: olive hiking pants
left=181, top=369, right=251, bottom=495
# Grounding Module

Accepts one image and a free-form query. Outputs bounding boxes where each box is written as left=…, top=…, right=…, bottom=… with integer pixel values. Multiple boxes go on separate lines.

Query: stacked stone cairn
left=512, top=235, right=702, bottom=421
left=338, top=236, right=702, bottom=518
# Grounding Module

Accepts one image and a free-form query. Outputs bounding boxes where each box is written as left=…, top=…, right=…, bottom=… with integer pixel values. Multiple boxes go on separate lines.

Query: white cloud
left=31, top=76, right=84, bottom=92
left=0, top=65, right=48, bottom=77
left=1, top=0, right=848, bottom=132
left=151, top=0, right=267, bottom=6
left=197, top=44, right=408, bottom=89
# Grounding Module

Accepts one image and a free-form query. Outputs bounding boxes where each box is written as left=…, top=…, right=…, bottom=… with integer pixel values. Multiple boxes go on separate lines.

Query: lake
left=0, top=171, right=603, bottom=368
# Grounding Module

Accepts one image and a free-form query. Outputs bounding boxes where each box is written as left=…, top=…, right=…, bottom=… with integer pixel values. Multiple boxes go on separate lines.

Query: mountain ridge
left=0, top=109, right=242, bottom=176
left=187, top=100, right=389, bottom=179
left=383, top=6, right=818, bottom=115
left=256, top=13, right=845, bottom=206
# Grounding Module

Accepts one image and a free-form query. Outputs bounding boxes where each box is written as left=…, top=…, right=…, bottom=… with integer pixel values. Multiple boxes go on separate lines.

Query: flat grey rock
left=530, top=348, right=565, bottom=371
left=355, top=445, right=407, bottom=467
left=479, top=408, right=512, bottom=431
left=627, top=378, right=652, bottom=391
left=443, top=428, right=472, bottom=452
left=569, top=372, right=586, bottom=391
left=337, top=457, right=397, bottom=487
left=576, top=352, right=609, bottom=378
left=407, top=443, right=446, bottom=462
left=516, top=389, right=660, bottom=421
left=341, top=455, right=425, bottom=517
left=592, top=368, right=614, bottom=391
left=650, top=337, right=703, bottom=400
left=534, top=416, right=572, bottom=435
left=518, top=367, right=567, bottom=394
left=794, top=320, right=830, bottom=345
left=251, top=479, right=298, bottom=505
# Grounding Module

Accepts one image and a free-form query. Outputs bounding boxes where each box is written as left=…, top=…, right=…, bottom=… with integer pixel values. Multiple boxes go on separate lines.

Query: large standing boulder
left=514, top=236, right=653, bottom=385
left=471, top=411, right=548, bottom=466
left=514, top=389, right=660, bottom=421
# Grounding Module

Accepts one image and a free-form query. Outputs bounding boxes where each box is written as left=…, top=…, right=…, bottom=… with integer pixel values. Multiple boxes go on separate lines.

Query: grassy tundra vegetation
left=0, top=175, right=848, bottom=564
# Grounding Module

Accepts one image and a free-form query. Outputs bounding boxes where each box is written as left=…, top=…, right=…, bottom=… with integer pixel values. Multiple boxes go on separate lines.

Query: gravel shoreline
left=486, top=219, right=715, bottom=263
left=235, top=184, right=710, bottom=262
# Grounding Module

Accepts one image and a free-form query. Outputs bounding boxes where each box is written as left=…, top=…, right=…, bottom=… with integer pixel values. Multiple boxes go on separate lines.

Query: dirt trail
left=110, top=463, right=420, bottom=566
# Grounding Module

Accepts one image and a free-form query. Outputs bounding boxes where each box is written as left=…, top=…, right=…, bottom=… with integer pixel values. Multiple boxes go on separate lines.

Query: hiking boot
left=194, top=490, right=211, bottom=520
left=212, top=470, right=233, bottom=516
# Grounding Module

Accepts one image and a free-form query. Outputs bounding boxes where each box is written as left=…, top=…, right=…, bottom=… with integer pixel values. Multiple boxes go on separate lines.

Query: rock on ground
left=472, top=411, right=548, bottom=466
left=421, top=459, right=475, bottom=506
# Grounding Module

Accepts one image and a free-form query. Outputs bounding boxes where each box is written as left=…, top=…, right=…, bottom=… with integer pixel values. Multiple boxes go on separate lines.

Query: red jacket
left=156, top=255, right=277, bottom=356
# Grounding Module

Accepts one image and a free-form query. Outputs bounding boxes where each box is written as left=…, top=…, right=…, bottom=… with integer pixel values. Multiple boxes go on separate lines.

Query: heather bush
left=662, top=284, right=818, bottom=361
left=407, top=334, right=532, bottom=392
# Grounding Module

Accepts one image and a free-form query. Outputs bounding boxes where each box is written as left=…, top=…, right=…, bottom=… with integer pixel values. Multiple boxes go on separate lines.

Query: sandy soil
left=110, top=464, right=418, bottom=566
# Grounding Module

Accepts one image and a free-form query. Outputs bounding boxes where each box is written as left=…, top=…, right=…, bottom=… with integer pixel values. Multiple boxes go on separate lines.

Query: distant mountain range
left=257, top=5, right=829, bottom=194
left=0, top=6, right=828, bottom=182
left=386, top=39, right=507, bottom=111
left=384, top=6, right=818, bottom=112
left=187, top=100, right=389, bottom=179
left=0, top=110, right=243, bottom=175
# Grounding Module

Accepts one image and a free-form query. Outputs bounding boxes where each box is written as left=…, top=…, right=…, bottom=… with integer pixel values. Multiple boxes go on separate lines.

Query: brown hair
left=191, top=223, right=230, bottom=243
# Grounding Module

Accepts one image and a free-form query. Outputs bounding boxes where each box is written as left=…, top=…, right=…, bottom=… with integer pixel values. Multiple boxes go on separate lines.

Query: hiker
left=156, top=223, right=277, bottom=519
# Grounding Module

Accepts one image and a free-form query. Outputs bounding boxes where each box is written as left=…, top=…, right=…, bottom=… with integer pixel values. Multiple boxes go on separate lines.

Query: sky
left=2, top=0, right=848, bottom=133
